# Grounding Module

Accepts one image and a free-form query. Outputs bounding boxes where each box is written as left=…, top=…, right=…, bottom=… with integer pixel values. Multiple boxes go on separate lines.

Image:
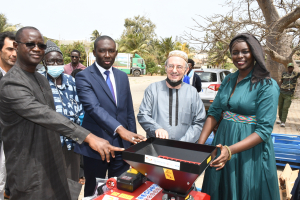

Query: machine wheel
left=133, top=70, right=141, bottom=76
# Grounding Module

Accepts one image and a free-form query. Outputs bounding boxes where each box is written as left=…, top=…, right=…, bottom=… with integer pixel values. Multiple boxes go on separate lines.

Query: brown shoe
left=79, top=177, right=85, bottom=185
left=4, top=191, right=10, bottom=199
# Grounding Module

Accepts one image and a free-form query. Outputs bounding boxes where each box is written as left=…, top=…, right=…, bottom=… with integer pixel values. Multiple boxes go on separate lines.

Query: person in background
left=71, top=68, right=82, bottom=78
left=74, top=35, right=146, bottom=197
left=70, top=67, right=84, bottom=182
left=41, top=40, right=84, bottom=182
left=138, top=50, right=205, bottom=142
left=64, top=50, right=86, bottom=75
left=277, top=63, right=300, bottom=127
left=0, top=31, right=16, bottom=200
left=198, top=33, right=280, bottom=200
left=183, top=58, right=202, bottom=92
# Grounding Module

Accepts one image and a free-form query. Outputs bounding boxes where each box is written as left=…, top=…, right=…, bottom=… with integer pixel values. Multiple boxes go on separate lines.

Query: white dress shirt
left=95, top=62, right=117, bottom=105
left=95, top=62, right=121, bottom=134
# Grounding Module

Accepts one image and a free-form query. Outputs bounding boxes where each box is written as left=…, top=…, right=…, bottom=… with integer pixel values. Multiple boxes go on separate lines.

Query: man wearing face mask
left=138, top=50, right=206, bottom=142
left=41, top=40, right=84, bottom=182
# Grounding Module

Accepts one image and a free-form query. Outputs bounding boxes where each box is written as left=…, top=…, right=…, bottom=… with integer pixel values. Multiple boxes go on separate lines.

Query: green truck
left=88, top=52, right=146, bottom=76
left=113, top=53, right=146, bottom=76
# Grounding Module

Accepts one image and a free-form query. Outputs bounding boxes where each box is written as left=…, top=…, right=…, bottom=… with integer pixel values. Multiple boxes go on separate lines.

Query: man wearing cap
left=41, top=40, right=84, bottom=182
left=138, top=50, right=206, bottom=142
left=277, top=63, right=300, bottom=127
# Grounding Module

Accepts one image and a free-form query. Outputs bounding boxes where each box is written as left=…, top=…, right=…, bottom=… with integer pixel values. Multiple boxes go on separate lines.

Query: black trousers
left=83, top=153, right=129, bottom=197
left=62, top=145, right=81, bottom=182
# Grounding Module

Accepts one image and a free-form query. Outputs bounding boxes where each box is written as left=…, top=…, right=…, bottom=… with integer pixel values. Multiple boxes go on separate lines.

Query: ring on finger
left=132, top=137, right=135, bottom=141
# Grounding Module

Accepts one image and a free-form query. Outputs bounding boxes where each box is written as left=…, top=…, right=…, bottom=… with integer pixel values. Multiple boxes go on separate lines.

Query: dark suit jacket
left=0, top=65, right=89, bottom=200
left=189, top=71, right=202, bottom=92
left=74, top=63, right=136, bottom=160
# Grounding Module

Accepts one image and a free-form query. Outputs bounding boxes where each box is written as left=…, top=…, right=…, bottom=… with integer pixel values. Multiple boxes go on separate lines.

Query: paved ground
left=79, top=75, right=300, bottom=199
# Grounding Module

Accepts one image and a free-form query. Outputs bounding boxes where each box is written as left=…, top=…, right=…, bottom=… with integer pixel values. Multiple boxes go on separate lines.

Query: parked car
left=194, top=69, right=231, bottom=110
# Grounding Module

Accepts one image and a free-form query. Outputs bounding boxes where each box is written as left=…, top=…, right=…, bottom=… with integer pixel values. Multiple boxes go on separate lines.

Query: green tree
left=59, top=41, right=88, bottom=66
left=119, top=33, right=149, bottom=54
left=207, top=41, right=232, bottom=68
left=90, top=30, right=101, bottom=41
left=185, top=0, right=300, bottom=82
left=122, top=15, right=156, bottom=40
left=157, top=37, right=175, bottom=58
left=118, top=15, right=156, bottom=55
left=0, top=13, right=21, bottom=33
left=174, top=41, right=195, bottom=58
left=140, top=53, right=160, bottom=76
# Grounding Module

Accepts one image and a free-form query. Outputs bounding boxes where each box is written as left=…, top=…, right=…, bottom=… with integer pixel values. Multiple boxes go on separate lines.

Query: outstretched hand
left=155, top=128, right=169, bottom=139
left=210, top=144, right=230, bottom=170
left=117, top=126, right=147, bottom=144
left=84, top=133, right=124, bottom=162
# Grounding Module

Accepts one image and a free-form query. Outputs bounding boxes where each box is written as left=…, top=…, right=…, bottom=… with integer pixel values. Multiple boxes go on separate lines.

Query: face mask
left=47, top=65, right=64, bottom=78
left=166, top=77, right=182, bottom=87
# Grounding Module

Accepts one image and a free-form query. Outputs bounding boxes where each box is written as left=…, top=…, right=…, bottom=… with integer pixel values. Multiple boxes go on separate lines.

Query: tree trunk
left=266, top=33, right=293, bottom=83
left=256, top=0, right=298, bottom=83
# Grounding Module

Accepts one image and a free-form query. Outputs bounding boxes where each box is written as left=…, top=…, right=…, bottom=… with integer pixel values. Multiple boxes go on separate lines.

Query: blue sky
left=1, top=0, right=230, bottom=41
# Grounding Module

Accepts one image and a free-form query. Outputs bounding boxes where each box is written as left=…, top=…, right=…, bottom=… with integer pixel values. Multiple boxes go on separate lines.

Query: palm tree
left=119, top=33, right=149, bottom=55
left=158, top=37, right=175, bottom=58
left=90, top=30, right=101, bottom=41
left=0, top=14, right=20, bottom=33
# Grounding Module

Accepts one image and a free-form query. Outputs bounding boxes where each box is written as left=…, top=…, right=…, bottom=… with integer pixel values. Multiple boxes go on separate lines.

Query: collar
left=187, top=69, right=194, bottom=78
left=69, top=62, right=79, bottom=69
left=0, top=66, right=7, bottom=76
left=95, top=61, right=113, bottom=75
left=232, top=68, right=254, bottom=81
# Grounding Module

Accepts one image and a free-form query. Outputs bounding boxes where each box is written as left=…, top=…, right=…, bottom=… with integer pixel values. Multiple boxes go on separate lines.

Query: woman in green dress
left=198, top=33, right=280, bottom=200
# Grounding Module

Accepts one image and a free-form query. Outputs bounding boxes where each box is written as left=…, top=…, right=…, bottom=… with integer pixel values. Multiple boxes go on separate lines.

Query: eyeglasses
left=71, top=56, right=79, bottom=58
left=167, top=64, right=185, bottom=71
left=45, top=59, right=64, bottom=65
left=16, top=41, right=47, bottom=50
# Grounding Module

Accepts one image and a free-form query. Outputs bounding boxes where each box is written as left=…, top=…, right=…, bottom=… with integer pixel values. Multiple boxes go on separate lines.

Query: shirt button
left=75, top=138, right=79, bottom=141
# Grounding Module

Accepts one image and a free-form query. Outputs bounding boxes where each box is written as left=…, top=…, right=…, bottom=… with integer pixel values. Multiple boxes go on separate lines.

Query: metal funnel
left=122, top=138, right=217, bottom=195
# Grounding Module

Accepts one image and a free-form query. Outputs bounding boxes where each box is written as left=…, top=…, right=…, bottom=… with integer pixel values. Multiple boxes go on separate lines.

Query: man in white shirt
left=0, top=31, right=16, bottom=200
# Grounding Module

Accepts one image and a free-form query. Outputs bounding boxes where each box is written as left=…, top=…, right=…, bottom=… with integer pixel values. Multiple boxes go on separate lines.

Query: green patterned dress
left=202, top=70, right=280, bottom=200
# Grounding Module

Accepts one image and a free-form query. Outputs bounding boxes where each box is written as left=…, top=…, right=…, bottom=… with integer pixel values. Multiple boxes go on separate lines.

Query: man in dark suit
left=0, top=27, right=126, bottom=200
left=0, top=31, right=16, bottom=200
left=187, top=59, right=202, bottom=92
left=75, top=35, right=145, bottom=196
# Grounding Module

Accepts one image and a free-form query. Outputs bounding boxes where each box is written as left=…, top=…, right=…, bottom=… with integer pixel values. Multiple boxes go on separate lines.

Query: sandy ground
left=79, top=75, right=300, bottom=199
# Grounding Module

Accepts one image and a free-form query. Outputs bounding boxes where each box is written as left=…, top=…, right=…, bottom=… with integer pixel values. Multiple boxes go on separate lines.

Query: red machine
left=94, top=181, right=210, bottom=200
left=94, top=138, right=217, bottom=200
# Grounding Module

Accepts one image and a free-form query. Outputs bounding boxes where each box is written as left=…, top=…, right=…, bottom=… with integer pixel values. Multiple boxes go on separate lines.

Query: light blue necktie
left=104, top=71, right=116, bottom=103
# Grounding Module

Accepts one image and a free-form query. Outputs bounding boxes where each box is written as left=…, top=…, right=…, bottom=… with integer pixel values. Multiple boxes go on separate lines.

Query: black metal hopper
left=122, top=137, right=217, bottom=196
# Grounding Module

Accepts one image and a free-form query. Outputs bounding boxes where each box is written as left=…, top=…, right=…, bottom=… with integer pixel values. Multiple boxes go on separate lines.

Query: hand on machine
left=117, top=126, right=147, bottom=144
left=155, top=128, right=169, bottom=139
left=92, top=138, right=215, bottom=200
left=84, top=129, right=146, bottom=162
